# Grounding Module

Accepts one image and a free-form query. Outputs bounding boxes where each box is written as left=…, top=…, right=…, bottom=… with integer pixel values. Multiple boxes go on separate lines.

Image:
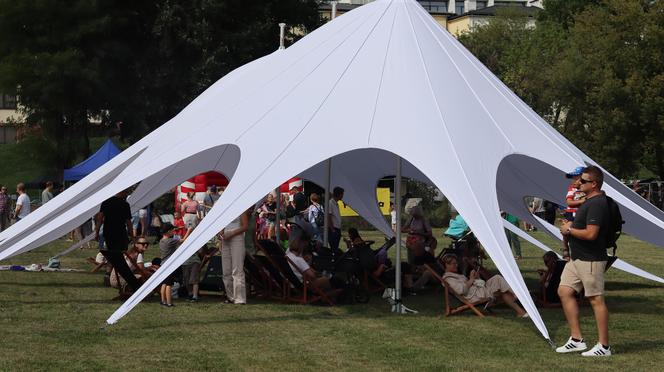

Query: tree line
left=459, top=0, right=664, bottom=180
left=0, top=0, right=320, bottom=169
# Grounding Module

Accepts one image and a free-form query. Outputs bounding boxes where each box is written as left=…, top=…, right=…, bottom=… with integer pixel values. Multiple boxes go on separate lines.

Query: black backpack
left=314, top=205, right=325, bottom=227
left=604, top=195, right=624, bottom=270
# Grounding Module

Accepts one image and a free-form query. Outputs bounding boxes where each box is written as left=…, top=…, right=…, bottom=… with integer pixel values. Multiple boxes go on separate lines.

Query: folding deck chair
left=256, top=239, right=340, bottom=305
left=423, top=263, right=496, bottom=317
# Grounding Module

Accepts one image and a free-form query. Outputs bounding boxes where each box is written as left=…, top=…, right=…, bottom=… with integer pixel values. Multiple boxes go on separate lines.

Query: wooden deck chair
left=244, top=253, right=270, bottom=298
left=423, top=263, right=494, bottom=318
left=86, top=257, right=107, bottom=273
left=254, top=241, right=289, bottom=301
left=257, top=239, right=340, bottom=306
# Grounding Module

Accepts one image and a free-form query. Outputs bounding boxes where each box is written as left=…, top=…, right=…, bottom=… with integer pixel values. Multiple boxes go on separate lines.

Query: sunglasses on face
left=579, top=178, right=594, bottom=184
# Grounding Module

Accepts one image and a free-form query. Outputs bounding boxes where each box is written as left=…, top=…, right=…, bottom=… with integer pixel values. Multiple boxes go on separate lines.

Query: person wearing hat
left=564, top=166, right=587, bottom=222
left=562, top=166, right=587, bottom=259
left=158, top=223, right=192, bottom=307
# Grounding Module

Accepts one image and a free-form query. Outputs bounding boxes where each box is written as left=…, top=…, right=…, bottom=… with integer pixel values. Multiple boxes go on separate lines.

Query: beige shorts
left=560, top=259, right=606, bottom=297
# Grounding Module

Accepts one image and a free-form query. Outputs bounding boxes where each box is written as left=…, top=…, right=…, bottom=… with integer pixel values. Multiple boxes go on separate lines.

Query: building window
left=455, top=4, right=465, bottom=14
left=495, top=1, right=526, bottom=6
left=477, top=1, right=487, bottom=9
left=418, top=1, right=447, bottom=13
left=1, top=94, right=17, bottom=109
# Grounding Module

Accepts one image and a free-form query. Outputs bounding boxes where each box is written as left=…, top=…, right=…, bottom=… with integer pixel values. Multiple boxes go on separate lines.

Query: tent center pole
left=323, top=159, right=331, bottom=247
left=394, top=155, right=403, bottom=313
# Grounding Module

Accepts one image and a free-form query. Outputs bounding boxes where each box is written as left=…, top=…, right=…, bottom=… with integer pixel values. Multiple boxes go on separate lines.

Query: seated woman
left=538, top=251, right=566, bottom=304
left=286, top=224, right=344, bottom=291
left=110, top=237, right=151, bottom=289
left=441, top=254, right=528, bottom=317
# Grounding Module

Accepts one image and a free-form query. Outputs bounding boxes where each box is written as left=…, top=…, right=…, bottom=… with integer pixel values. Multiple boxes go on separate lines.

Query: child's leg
left=165, top=285, right=173, bottom=305
left=160, top=284, right=166, bottom=303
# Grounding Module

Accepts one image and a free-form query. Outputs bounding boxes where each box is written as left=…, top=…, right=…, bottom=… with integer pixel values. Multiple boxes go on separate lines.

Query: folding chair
left=423, top=263, right=495, bottom=317
left=86, top=257, right=107, bottom=273
left=257, top=239, right=340, bottom=305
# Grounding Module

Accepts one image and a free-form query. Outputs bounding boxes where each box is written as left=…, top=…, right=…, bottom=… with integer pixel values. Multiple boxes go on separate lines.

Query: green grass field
left=1, top=230, right=663, bottom=371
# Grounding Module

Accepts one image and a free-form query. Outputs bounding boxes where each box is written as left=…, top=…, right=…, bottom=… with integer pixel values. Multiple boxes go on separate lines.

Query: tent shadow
left=606, top=295, right=663, bottom=315
left=0, top=281, right=101, bottom=288
left=606, top=281, right=663, bottom=291
left=615, top=339, right=664, bottom=354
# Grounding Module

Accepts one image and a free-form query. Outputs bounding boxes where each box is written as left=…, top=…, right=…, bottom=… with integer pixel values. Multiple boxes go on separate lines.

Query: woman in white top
left=110, top=238, right=149, bottom=288
left=441, top=254, right=527, bottom=317
left=220, top=209, right=249, bottom=304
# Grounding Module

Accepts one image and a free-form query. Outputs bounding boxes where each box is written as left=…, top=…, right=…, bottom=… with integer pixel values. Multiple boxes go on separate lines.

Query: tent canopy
left=1, top=0, right=663, bottom=342
left=63, top=139, right=121, bottom=181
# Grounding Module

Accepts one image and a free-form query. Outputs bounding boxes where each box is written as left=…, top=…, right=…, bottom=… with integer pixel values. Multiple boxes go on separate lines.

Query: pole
left=331, top=1, right=338, bottom=19
left=278, top=23, right=286, bottom=50
left=394, top=155, right=403, bottom=313
left=323, top=159, right=331, bottom=247
left=275, top=187, right=281, bottom=243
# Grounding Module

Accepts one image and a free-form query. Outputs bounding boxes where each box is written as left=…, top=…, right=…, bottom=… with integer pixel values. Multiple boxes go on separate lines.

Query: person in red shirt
left=173, top=211, right=187, bottom=238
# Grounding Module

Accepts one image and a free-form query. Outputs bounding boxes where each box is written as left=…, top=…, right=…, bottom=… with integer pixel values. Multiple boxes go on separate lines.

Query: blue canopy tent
left=63, top=139, right=121, bottom=181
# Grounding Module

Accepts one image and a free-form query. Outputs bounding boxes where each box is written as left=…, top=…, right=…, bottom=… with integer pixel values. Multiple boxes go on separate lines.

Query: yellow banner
left=339, top=187, right=391, bottom=217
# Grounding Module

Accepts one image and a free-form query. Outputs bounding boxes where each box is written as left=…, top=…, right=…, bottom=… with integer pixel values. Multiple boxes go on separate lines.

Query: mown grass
left=1, top=230, right=663, bottom=371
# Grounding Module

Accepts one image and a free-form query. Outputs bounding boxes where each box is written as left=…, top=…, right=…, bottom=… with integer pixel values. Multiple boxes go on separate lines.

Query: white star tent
left=1, top=0, right=663, bottom=343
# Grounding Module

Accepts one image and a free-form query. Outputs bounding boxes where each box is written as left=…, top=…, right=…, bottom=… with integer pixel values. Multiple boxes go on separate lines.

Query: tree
left=0, top=1, right=156, bottom=168
left=459, top=0, right=664, bottom=180
left=0, top=0, right=321, bottom=168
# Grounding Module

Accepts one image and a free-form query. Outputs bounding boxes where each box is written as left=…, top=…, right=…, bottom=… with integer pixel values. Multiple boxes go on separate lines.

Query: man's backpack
left=605, top=195, right=624, bottom=271
left=314, top=205, right=325, bottom=227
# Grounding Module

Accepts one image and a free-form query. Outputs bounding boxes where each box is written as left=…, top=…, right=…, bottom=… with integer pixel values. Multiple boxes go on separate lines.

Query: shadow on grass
left=607, top=281, right=663, bottom=291
left=0, top=281, right=101, bottom=288
left=616, top=339, right=664, bottom=354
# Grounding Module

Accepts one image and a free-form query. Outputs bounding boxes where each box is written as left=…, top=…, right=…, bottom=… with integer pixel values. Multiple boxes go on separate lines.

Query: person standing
left=181, top=192, right=200, bottom=229
left=328, top=187, right=344, bottom=253
left=220, top=209, right=249, bottom=304
left=0, top=185, right=9, bottom=231
left=556, top=165, right=612, bottom=357
left=502, top=212, right=522, bottom=260
left=14, top=183, right=31, bottom=222
left=41, top=181, right=54, bottom=205
left=307, top=193, right=324, bottom=243
left=95, top=190, right=141, bottom=292
left=390, top=202, right=397, bottom=233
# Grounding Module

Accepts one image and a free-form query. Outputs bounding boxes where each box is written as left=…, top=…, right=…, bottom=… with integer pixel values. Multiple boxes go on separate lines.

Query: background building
left=0, top=93, right=19, bottom=144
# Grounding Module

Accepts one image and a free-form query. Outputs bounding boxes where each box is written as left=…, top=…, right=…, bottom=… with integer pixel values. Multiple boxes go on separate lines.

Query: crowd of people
left=0, top=164, right=620, bottom=356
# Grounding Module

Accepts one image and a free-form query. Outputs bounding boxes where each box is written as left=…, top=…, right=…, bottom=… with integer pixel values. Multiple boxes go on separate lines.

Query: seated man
left=286, top=223, right=342, bottom=290
left=538, top=251, right=566, bottom=304
left=441, top=254, right=528, bottom=317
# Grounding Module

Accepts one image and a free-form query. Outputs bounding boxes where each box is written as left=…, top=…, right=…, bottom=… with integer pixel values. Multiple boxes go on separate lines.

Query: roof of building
left=448, top=4, right=540, bottom=21
left=319, top=2, right=454, bottom=16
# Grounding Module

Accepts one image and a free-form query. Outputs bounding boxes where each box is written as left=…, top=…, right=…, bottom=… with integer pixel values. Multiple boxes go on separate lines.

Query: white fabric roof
left=1, top=0, right=663, bottom=341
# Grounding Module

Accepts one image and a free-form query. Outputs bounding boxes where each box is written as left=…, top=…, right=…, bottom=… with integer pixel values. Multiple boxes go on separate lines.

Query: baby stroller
left=442, top=222, right=484, bottom=277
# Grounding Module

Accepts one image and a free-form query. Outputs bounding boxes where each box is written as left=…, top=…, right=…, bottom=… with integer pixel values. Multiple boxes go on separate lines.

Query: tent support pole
left=394, top=155, right=403, bottom=313
left=276, top=187, right=281, bottom=243
left=323, top=159, right=331, bottom=247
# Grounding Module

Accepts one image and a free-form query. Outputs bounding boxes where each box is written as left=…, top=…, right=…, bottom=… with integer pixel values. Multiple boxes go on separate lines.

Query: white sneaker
left=555, top=337, right=587, bottom=353
left=581, top=343, right=611, bottom=357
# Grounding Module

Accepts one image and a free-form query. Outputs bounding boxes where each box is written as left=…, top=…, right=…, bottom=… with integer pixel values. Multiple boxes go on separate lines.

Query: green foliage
left=0, top=133, right=58, bottom=190
left=460, top=0, right=664, bottom=180
left=0, top=0, right=321, bottom=167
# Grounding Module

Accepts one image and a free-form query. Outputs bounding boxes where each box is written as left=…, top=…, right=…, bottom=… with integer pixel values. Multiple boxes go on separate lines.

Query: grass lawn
left=1, top=230, right=663, bottom=371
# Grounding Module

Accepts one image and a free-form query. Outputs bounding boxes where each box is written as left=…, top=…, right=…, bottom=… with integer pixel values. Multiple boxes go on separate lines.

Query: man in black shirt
left=95, top=190, right=141, bottom=292
left=555, top=166, right=611, bottom=356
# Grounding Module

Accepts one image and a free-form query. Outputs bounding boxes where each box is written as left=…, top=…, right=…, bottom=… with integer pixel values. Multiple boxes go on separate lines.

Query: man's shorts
left=560, top=259, right=607, bottom=297
left=181, top=263, right=201, bottom=285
